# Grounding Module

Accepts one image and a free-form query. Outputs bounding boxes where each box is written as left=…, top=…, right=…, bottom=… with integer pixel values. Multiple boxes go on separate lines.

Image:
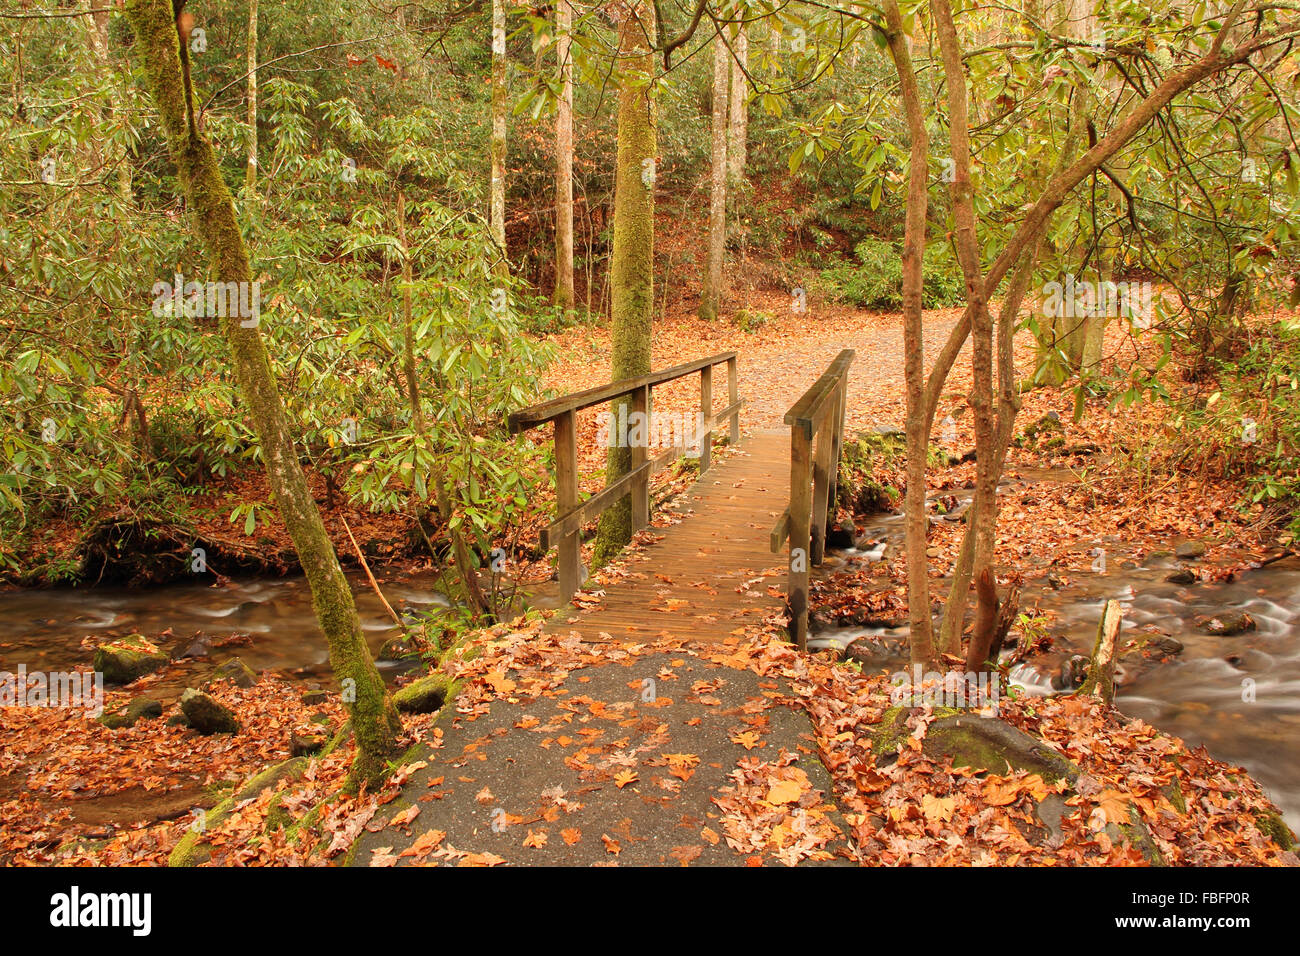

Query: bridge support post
left=789, top=424, right=812, bottom=651
left=631, top=385, right=650, bottom=532
left=699, top=364, right=713, bottom=474
left=727, top=355, right=740, bottom=444
left=554, top=409, right=583, bottom=600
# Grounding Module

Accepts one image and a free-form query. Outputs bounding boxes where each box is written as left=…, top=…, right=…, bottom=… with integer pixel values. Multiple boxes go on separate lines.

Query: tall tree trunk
left=126, top=0, right=401, bottom=788
left=490, top=0, right=508, bottom=271
left=727, top=24, right=748, bottom=186
left=553, top=0, right=575, bottom=311
left=244, top=0, right=258, bottom=194
left=883, top=0, right=935, bottom=664
left=699, top=30, right=728, bottom=321
left=592, top=1, right=656, bottom=566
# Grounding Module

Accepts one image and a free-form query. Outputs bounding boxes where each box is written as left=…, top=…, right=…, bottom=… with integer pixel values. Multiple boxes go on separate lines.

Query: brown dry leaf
left=561, top=827, right=582, bottom=845
left=614, top=770, right=639, bottom=789
left=766, top=779, right=803, bottom=805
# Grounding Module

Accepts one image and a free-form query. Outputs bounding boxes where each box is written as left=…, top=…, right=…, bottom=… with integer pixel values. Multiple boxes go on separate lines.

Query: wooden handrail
left=511, top=353, right=744, bottom=602
left=771, top=348, right=854, bottom=650
left=508, top=351, right=738, bottom=433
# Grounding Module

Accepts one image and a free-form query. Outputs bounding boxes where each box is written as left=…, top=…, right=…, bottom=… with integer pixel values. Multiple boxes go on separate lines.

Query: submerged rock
left=179, top=688, right=240, bottom=735
left=1194, top=610, right=1256, bottom=636
left=93, top=634, right=168, bottom=685
left=1164, top=567, right=1198, bottom=585
left=1051, top=654, right=1091, bottom=691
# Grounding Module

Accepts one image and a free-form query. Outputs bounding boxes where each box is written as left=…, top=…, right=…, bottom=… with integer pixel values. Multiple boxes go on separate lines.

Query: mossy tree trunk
left=126, top=0, right=401, bottom=788
left=592, top=1, right=656, bottom=567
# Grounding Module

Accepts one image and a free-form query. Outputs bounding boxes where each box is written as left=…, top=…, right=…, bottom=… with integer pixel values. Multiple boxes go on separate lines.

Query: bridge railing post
left=771, top=349, right=854, bottom=651
left=631, top=384, right=650, bottom=532
left=788, top=423, right=813, bottom=652
left=699, top=364, right=713, bottom=474
left=554, top=408, right=583, bottom=600
left=726, top=355, right=740, bottom=445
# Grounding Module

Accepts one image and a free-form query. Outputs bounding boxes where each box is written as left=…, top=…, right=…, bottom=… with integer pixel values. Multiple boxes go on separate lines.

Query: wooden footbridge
left=508, top=350, right=854, bottom=650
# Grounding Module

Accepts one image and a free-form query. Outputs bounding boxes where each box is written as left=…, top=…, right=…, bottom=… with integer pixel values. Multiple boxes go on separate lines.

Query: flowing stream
left=809, top=496, right=1300, bottom=832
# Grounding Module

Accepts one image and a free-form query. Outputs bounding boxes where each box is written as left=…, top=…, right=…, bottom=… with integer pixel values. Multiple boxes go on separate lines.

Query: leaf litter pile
left=7, top=615, right=1292, bottom=866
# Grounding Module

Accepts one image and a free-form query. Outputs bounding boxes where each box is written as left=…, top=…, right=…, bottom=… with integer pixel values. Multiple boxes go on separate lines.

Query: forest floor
left=5, top=297, right=1300, bottom=865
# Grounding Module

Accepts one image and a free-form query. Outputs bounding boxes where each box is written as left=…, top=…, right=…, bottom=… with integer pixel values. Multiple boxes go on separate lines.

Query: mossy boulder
left=179, top=687, right=240, bottom=735
left=93, top=634, right=167, bottom=685
left=98, top=695, right=163, bottom=730
left=208, top=656, right=258, bottom=688
left=392, top=673, right=455, bottom=714
left=872, top=706, right=1079, bottom=784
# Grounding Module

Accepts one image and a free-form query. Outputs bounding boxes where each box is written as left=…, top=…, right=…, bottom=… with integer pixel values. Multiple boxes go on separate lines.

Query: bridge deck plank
left=545, top=430, right=793, bottom=644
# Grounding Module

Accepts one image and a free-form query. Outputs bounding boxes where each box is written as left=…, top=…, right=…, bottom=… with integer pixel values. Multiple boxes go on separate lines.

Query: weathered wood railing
left=508, top=352, right=744, bottom=602
left=770, top=348, right=854, bottom=650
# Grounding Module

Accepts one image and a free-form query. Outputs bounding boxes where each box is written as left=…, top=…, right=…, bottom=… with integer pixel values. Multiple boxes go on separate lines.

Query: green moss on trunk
left=126, top=0, right=401, bottom=791
left=592, top=2, right=657, bottom=567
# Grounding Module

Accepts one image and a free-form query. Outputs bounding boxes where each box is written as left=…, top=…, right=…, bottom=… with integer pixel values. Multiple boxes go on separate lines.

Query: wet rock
left=93, top=634, right=168, bottom=685
left=1164, top=567, right=1197, bottom=585
left=209, top=657, right=258, bottom=688
left=844, top=636, right=906, bottom=670
left=825, top=525, right=855, bottom=550
left=179, top=688, right=240, bottom=735
left=1121, top=635, right=1184, bottom=662
left=1050, top=654, right=1091, bottom=691
left=98, top=696, right=163, bottom=730
left=1174, top=540, right=1207, bottom=559
left=1046, top=572, right=1067, bottom=590
left=392, top=673, right=455, bottom=714
left=291, top=730, right=328, bottom=757
left=174, top=635, right=213, bottom=660
left=1194, top=610, right=1256, bottom=636
left=301, top=689, right=330, bottom=706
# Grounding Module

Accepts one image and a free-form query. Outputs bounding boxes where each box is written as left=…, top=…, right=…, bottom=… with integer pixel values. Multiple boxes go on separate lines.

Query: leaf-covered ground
left=8, top=615, right=1292, bottom=866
